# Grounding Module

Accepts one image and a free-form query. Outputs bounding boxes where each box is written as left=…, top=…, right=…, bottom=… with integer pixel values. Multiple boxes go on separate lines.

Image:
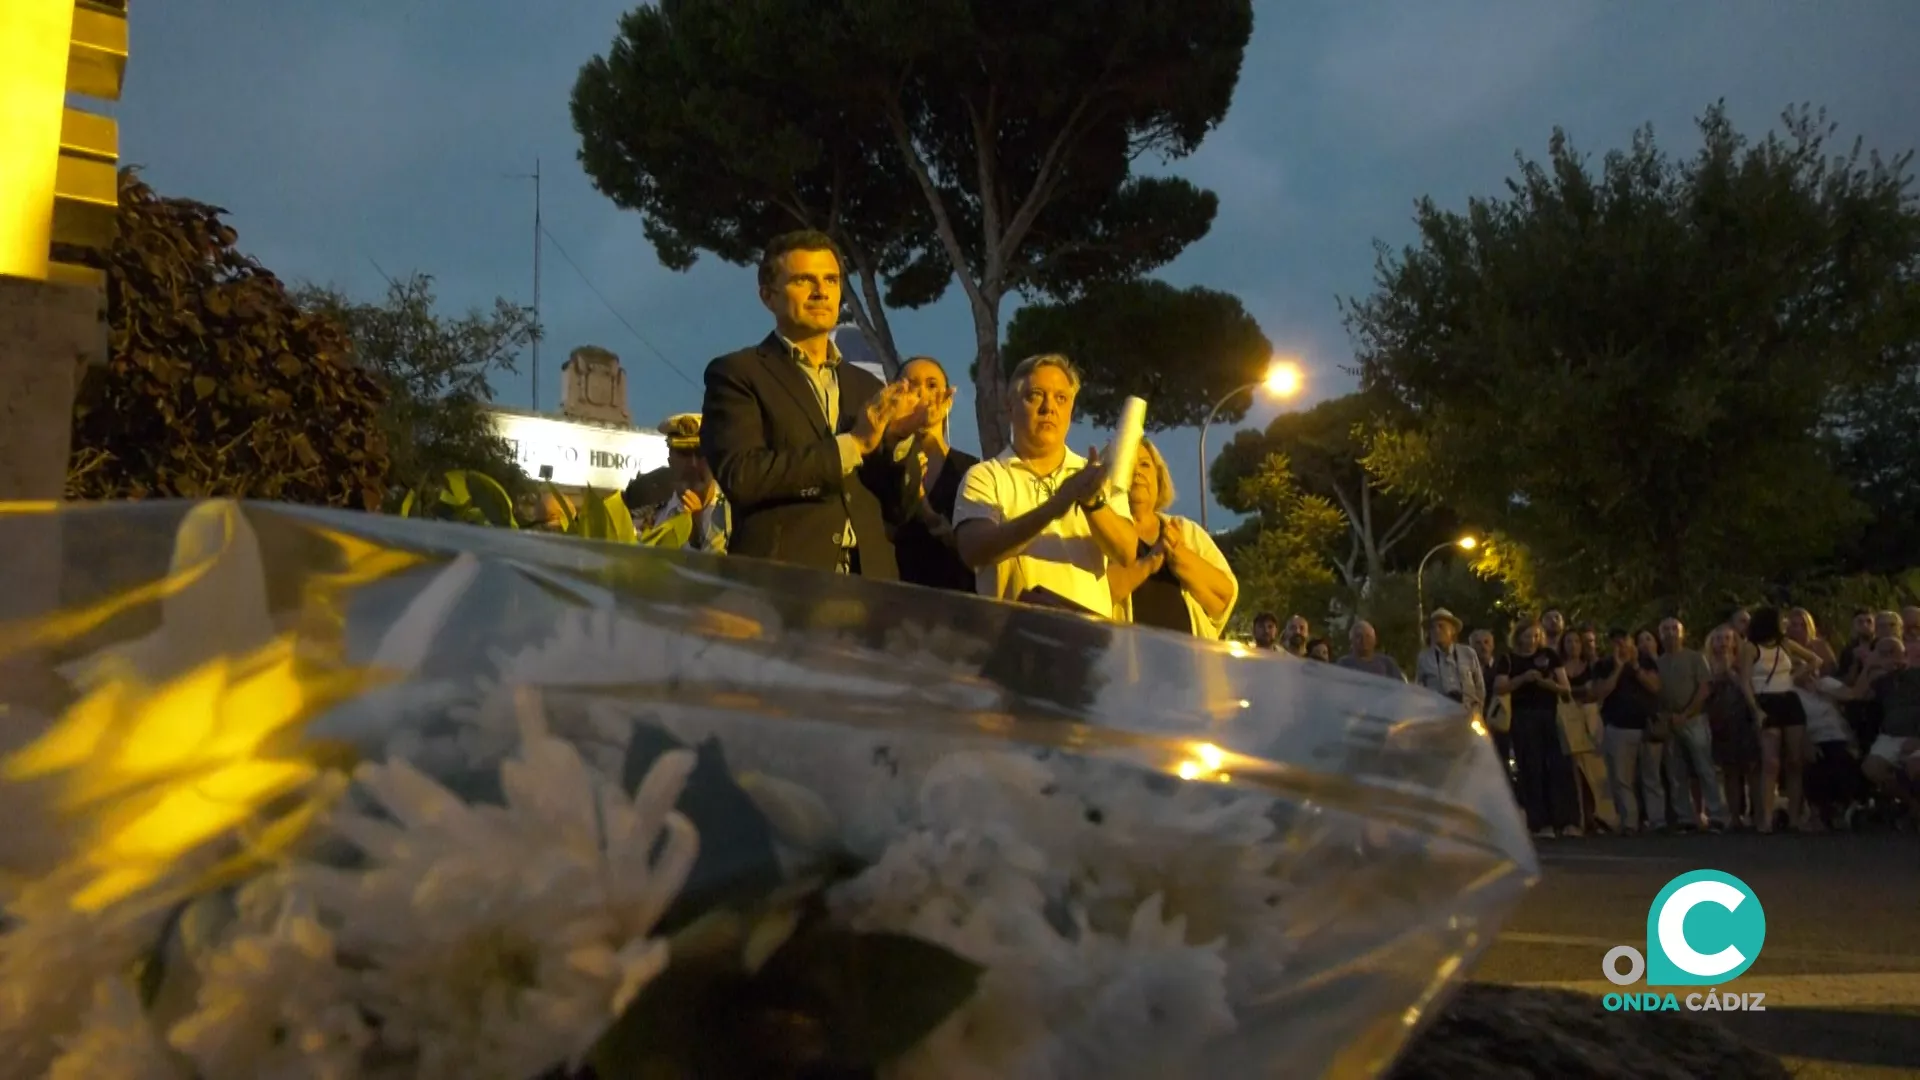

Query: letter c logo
left=1645, top=870, right=1765, bottom=987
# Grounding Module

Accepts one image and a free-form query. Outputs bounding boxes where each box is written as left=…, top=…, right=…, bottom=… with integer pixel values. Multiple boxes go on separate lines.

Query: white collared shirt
left=951, top=448, right=1131, bottom=617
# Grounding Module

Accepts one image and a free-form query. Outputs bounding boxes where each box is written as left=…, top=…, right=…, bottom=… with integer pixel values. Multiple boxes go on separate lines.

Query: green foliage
left=297, top=274, right=534, bottom=502
left=1355, top=563, right=1509, bottom=670
left=68, top=170, right=390, bottom=508
left=1225, top=453, right=1347, bottom=630
left=999, top=279, right=1272, bottom=430
left=396, top=470, right=518, bottom=528
left=573, top=0, right=1252, bottom=454
left=595, top=724, right=983, bottom=1076
left=1345, top=104, right=1920, bottom=613
left=1827, top=360, right=1920, bottom=574
left=568, top=486, right=640, bottom=544
left=1212, top=392, right=1464, bottom=589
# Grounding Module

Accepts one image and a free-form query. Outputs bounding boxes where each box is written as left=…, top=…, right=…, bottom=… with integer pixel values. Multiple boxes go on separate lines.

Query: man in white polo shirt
left=953, top=353, right=1137, bottom=616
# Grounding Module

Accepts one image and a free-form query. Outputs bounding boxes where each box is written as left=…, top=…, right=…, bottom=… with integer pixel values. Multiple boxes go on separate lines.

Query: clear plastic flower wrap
left=0, top=500, right=1536, bottom=1080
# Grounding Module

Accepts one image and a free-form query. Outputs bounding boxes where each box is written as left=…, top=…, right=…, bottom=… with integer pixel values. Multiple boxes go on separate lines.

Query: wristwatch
left=1077, top=491, right=1106, bottom=514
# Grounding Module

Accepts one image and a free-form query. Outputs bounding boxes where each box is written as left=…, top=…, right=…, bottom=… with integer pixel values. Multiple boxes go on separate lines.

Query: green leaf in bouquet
left=621, top=728, right=783, bottom=932
left=586, top=918, right=982, bottom=1078
left=637, top=512, right=692, bottom=550
left=760, top=929, right=984, bottom=1065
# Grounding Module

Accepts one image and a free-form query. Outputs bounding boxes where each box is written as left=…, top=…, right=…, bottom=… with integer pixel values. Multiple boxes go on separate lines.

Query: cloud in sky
left=114, top=0, right=1920, bottom=522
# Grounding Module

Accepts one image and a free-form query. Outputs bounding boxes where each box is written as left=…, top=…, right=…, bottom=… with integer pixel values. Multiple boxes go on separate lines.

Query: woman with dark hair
left=1495, top=619, right=1580, bottom=837
left=1305, top=637, right=1332, bottom=662
left=890, top=357, right=980, bottom=593
left=1746, top=606, right=1812, bottom=832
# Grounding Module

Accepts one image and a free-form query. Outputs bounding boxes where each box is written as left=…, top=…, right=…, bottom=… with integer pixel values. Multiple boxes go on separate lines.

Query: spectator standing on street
left=1416, top=609, right=1485, bottom=714
left=1558, top=629, right=1616, bottom=833
left=700, top=231, right=919, bottom=577
left=1282, top=615, right=1312, bottom=658
left=1541, top=609, right=1567, bottom=646
left=1828, top=636, right=1920, bottom=825
left=890, top=357, right=980, bottom=594
left=1108, top=438, right=1238, bottom=638
left=1748, top=606, right=1812, bottom=833
left=1338, top=620, right=1406, bottom=681
left=1657, top=617, right=1728, bottom=832
left=953, top=354, right=1136, bottom=615
left=1249, top=612, right=1283, bottom=652
left=1473, top=628, right=1515, bottom=787
left=1496, top=619, right=1579, bottom=838
left=1704, top=625, right=1766, bottom=829
left=1306, top=638, right=1332, bottom=662
left=1592, top=628, right=1666, bottom=834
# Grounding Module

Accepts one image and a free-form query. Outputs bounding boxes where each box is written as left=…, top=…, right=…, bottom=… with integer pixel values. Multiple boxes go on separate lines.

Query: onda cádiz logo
left=1602, top=869, right=1768, bottom=1013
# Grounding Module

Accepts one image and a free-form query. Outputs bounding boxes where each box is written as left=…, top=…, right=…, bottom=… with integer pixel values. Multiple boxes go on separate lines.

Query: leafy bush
left=67, top=170, right=389, bottom=508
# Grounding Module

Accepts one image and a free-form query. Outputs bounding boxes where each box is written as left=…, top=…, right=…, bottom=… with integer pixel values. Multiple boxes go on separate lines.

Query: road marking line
left=1496, top=932, right=1920, bottom=970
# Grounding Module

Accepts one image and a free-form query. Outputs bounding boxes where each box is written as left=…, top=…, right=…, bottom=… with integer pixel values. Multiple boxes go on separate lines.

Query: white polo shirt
left=951, top=448, right=1131, bottom=618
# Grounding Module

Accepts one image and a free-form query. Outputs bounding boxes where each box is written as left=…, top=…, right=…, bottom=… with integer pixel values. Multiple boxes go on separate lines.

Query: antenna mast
left=507, top=159, right=544, bottom=411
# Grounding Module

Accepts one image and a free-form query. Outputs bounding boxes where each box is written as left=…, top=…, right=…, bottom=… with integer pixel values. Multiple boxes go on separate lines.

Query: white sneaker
left=1561, top=826, right=1584, bottom=837
left=1533, top=828, right=1556, bottom=840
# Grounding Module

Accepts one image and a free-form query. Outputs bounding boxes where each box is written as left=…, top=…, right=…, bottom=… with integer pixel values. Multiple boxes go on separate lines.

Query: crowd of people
left=1247, top=607, right=1920, bottom=838
left=622, top=229, right=1240, bottom=639
left=599, top=228, right=1920, bottom=839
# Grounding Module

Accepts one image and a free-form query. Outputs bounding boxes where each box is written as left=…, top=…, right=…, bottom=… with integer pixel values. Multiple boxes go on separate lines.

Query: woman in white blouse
left=1108, top=439, right=1238, bottom=638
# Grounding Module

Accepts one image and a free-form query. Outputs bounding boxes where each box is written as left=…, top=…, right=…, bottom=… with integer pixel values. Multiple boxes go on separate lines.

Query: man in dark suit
left=700, top=230, right=920, bottom=578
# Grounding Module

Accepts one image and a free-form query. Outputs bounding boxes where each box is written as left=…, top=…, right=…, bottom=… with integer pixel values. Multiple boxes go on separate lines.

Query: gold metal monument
left=0, top=0, right=128, bottom=287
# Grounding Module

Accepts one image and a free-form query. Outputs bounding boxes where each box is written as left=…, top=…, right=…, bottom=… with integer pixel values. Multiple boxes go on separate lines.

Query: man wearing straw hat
left=1416, top=608, right=1486, bottom=715
left=640, top=413, right=730, bottom=553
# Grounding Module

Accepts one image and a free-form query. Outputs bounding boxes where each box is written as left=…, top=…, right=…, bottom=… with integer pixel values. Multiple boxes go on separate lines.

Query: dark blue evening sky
left=112, top=1, right=1920, bottom=520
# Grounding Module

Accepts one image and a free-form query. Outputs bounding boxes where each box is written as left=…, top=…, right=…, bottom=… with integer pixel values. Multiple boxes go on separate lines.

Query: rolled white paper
left=1105, top=396, right=1148, bottom=498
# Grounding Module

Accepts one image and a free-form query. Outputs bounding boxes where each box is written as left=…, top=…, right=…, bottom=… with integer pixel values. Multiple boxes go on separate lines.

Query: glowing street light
left=1198, top=357, right=1305, bottom=530
left=1417, top=535, right=1478, bottom=642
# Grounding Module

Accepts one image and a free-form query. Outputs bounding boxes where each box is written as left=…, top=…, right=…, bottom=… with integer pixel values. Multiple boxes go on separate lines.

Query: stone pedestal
left=0, top=275, right=103, bottom=503
left=0, top=275, right=107, bottom=725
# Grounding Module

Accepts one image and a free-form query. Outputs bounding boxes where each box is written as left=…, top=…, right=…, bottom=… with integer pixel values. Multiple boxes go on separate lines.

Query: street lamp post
left=1197, top=359, right=1302, bottom=530
left=1416, top=535, right=1477, bottom=643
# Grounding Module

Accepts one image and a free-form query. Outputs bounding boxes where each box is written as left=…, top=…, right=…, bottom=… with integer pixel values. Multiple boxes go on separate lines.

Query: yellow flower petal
left=98, top=759, right=314, bottom=859
left=2, top=678, right=131, bottom=780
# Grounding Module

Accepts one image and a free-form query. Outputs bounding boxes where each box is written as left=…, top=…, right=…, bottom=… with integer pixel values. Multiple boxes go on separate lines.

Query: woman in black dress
left=1496, top=619, right=1580, bottom=838
left=889, top=357, right=980, bottom=594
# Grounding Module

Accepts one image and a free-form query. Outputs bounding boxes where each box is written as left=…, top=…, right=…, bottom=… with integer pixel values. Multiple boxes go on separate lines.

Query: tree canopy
left=298, top=274, right=535, bottom=503
left=999, top=279, right=1271, bottom=430
left=1210, top=391, right=1463, bottom=590
left=573, top=0, right=1252, bottom=453
left=67, top=170, right=389, bottom=509
left=1221, top=452, right=1345, bottom=631
left=1346, top=104, right=1920, bottom=613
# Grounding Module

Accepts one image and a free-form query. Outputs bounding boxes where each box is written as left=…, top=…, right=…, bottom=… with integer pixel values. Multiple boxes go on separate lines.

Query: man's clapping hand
left=852, top=382, right=919, bottom=453
left=1055, top=448, right=1109, bottom=509
left=678, top=487, right=706, bottom=514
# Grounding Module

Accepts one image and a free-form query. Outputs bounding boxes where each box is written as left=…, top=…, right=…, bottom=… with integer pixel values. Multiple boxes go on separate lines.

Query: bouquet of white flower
left=0, top=501, right=1534, bottom=1080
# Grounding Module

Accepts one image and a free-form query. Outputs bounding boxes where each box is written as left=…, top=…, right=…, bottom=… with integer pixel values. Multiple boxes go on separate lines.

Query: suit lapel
left=754, top=334, right=832, bottom=435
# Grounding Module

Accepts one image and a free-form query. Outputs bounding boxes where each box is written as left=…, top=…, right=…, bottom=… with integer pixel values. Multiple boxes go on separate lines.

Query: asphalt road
left=1471, top=830, right=1920, bottom=1077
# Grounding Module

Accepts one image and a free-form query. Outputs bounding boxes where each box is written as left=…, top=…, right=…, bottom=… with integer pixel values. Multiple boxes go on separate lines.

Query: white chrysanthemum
left=45, top=978, right=188, bottom=1080
left=885, top=896, right=1234, bottom=1080
left=0, top=874, right=178, bottom=1080
left=165, top=891, right=369, bottom=1080
left=304, top=703, right=698, bottom=1080
left=908, top=749, right=1292, bottom=996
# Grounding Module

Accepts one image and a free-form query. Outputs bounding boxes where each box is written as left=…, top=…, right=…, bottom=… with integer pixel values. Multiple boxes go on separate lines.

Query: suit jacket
left=700, top=333, right=906, bottom=578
